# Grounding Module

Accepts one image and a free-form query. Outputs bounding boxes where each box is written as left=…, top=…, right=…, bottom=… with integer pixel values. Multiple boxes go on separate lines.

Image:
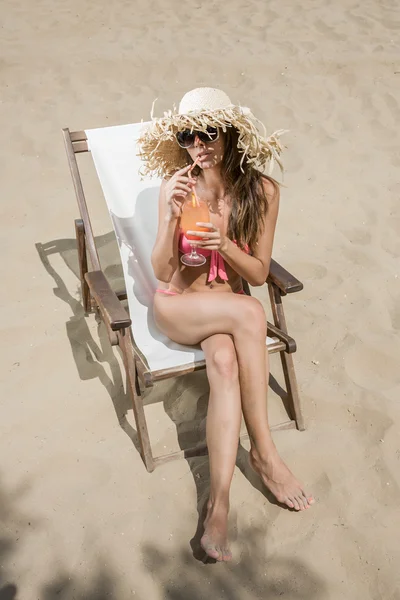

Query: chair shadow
left=35, top=236, right=140, bottom=453
left=160, top=374, right=212, bottom=561
left=36, top=234, right=293, bottom=562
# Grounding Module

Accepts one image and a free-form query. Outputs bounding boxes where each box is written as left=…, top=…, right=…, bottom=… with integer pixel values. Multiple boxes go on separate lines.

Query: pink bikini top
left=179, top=232, right=250, bottom=283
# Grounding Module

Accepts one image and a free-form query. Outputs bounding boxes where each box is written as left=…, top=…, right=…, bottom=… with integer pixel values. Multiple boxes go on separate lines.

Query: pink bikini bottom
left=156, top=288, right=246, bottom=296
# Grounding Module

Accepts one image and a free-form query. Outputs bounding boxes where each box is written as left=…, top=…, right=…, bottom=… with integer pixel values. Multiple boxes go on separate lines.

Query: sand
left=1, top=0, right=400, bottom=597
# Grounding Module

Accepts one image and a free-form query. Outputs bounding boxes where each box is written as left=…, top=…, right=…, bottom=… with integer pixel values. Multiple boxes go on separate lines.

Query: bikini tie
left=208, top=250, right=229, bottom=282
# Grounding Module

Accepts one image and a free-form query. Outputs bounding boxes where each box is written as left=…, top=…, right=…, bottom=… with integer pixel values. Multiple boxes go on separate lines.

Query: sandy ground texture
left=1, top=0, right=400, bottom=598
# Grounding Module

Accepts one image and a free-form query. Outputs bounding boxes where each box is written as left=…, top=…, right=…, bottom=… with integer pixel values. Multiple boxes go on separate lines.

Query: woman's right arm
left=151, top=167, right=196, bottom=282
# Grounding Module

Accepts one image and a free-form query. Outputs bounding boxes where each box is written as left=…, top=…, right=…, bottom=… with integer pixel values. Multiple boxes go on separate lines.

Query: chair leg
left=279, top=351, right=305, bottom=431
left=118, top=328, right=155, bottom=472
left=75, top=219, right=91, bottom=313
left=268, top=283, right=305, bottom=431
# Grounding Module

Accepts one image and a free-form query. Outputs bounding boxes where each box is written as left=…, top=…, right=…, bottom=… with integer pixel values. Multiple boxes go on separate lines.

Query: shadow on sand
left=0, top=474, right=326, bottom=599
left=142, top=525, right=326, bottom=599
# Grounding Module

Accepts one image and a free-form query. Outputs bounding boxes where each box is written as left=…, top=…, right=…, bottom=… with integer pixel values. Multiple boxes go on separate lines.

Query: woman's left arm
left=189, top=178, right=280, bottom=287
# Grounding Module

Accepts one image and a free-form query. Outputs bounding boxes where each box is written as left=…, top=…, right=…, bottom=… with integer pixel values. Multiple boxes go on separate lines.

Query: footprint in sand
left=384, top=93, right=400, bottom=121
left=315, top=19, right=347, bottom=41
left=291, top=262, right=344, bottom=292
left=291, top=262, right=328, bottom=281
left=343, top=227, right=372, bottom=246
left=380, top=227, right=400, bottom=258
left=344, top=342, right=400, bottom=392
left=388, top=298, right=400, bottom=331
left=341, top=245, right=376, bottom=269
left=357, top=404, right=394, bottom=441
left=347, top=10, right=376, bottom=33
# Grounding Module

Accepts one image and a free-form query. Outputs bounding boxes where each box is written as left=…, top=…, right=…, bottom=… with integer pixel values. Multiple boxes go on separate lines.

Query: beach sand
left=1, top=0, right=400, bottom=597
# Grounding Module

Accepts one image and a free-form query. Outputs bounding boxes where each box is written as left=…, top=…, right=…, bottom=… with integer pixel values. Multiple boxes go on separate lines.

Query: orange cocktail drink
left=180, top=191, right=212, bottom=267
left=180, top=197, right=210, bottom=240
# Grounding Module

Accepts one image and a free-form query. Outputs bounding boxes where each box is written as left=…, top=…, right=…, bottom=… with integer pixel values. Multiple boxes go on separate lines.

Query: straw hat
left=138, top=87, right=287, bottom=178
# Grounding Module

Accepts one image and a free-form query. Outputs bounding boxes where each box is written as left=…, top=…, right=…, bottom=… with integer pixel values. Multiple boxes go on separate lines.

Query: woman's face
left=186, top=130, right=225, bottom=170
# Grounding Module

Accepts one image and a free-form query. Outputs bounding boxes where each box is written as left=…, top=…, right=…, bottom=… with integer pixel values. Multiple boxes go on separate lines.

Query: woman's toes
left=298, top=494, right=308, bottom=510
left=285, top=498, right=295, bottom=509
left=201, top=536, right=221, bottom=560
left=302, top=494, right=315, bottom=507
left=291, top=497, right=301, bottom=511
left=208, top=546, right=222, bottom=560
left=296, top=498, right=305, bottom=510
left=222, top=548, right=232, bottom=562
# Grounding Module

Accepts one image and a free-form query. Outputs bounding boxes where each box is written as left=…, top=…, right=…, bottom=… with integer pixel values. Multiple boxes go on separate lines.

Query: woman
left=139, top=88, right=314, bottom=562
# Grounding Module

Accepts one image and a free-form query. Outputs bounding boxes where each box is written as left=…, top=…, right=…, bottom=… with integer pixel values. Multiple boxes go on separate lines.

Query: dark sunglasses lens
left=176, top=130, right=194, bottom=148
left=198, top=127, right=219, bottom=143
left=206, top=126, right=219, bottom=140
left=177, top=127, right=219, bottom=147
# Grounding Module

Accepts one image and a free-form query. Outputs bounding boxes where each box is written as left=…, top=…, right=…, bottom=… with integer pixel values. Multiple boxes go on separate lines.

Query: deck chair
left=62, top=122, right=305, bottom=472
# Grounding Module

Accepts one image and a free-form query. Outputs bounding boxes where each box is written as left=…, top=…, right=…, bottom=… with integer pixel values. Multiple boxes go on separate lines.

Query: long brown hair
left=219, top=127, right=278, bottom=252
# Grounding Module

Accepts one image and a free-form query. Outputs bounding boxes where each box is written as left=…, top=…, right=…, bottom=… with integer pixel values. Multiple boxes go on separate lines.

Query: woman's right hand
left=165, top=165, right=197, bottom=219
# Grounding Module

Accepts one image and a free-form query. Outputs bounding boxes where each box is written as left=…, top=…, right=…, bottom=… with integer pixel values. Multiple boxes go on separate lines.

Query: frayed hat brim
left=138, top=105, right=287, bottom=178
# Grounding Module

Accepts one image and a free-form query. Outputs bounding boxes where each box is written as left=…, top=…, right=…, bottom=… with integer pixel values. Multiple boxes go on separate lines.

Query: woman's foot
left=250, top=447, right=315, bottom=511
left=200, top=499, right=232, bottom=562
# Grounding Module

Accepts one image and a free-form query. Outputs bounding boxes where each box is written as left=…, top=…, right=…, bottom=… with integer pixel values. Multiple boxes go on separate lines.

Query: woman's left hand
left=187, top=223, right=228, bottom=253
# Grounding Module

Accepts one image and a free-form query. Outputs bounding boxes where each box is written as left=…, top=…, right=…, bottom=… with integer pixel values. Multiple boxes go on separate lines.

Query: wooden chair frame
left=62, top=127, right=305, bottom=473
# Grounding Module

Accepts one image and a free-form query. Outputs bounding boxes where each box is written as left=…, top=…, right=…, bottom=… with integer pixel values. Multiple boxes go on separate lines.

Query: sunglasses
left=176, top=126, right=219, bottom=149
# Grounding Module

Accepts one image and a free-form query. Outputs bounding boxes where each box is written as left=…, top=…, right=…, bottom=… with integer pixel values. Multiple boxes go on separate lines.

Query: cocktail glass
left=180, top=196, right=211, bottom=267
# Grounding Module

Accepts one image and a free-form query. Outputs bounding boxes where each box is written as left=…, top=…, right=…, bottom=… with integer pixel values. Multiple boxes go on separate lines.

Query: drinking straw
left=188, top=157, right=200, bottom=207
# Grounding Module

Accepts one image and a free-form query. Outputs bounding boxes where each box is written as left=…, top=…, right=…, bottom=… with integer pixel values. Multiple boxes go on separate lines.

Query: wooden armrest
left=267, top=258, right=303, bottom=294
left=85, top=271, right=131, bottom=331
left=267, top=321, right=296, bottom=353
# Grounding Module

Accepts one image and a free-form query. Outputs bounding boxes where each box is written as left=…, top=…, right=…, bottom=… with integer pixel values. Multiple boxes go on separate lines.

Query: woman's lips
left=198, top=152, right=212, bottom=160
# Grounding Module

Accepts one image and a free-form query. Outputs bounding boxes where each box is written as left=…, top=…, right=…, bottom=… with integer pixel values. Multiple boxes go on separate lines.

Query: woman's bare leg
left=240, top=347, right=314, bottom=511
left=154, top=292, right=314, bottom=510
left=199, top=334, right=241, bottom=562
